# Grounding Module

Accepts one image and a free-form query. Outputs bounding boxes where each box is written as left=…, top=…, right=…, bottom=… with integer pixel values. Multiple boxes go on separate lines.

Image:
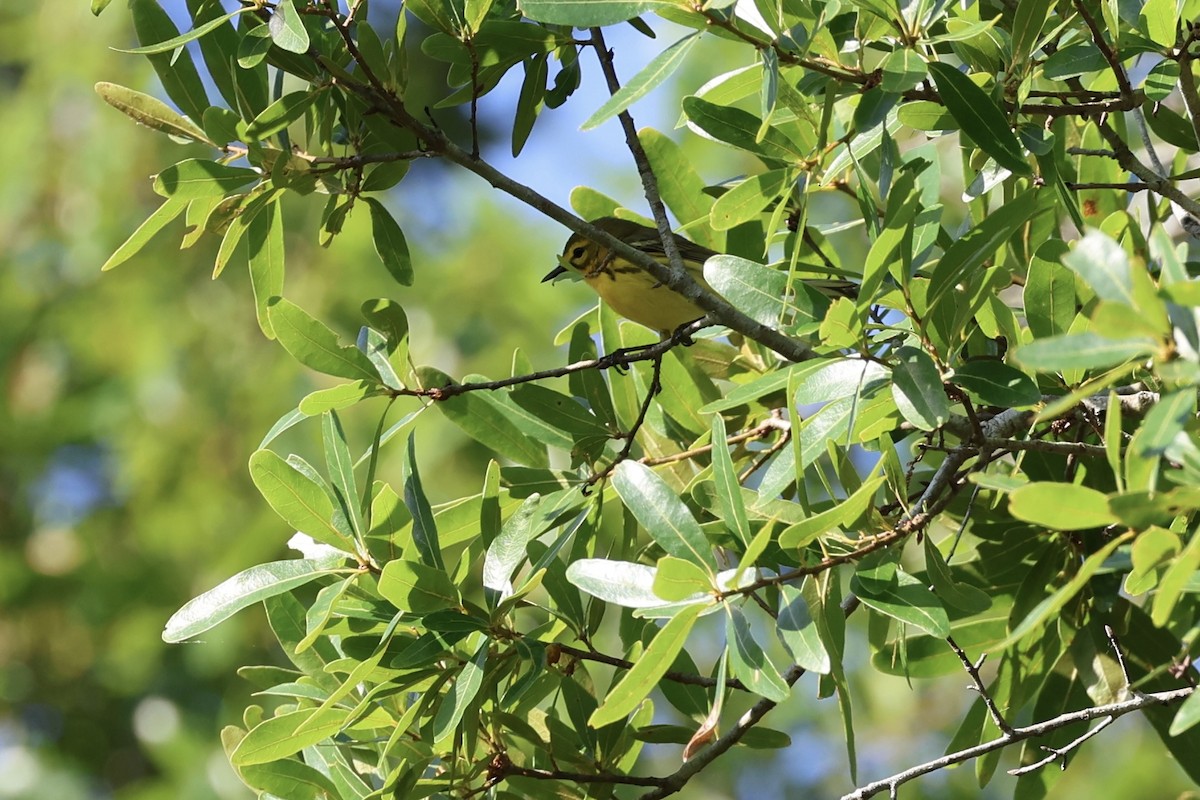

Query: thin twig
left=841, top=688, right=1194, bottom=799
left=394, top=320, right=704, bottom=401
left=946, top=637, right=1013, bottom=734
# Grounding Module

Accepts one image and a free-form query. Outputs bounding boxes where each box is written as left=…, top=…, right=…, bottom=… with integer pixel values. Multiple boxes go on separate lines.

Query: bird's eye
left=571, top=246, right=586, bottom=261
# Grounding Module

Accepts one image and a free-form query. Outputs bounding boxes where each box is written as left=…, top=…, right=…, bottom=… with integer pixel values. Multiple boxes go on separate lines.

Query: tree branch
left=841, top=688, right=1194, bottom=799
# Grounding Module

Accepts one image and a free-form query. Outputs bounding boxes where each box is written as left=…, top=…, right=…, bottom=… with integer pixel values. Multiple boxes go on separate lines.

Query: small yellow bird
left=542, top=216, right=855, bottom=337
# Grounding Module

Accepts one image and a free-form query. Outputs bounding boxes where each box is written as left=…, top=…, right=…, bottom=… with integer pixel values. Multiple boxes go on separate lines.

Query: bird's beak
left=542, top=265, right=569, bottom=283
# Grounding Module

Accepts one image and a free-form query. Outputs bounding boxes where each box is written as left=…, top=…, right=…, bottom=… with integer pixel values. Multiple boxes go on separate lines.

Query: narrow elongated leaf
left=777, top=583, right=831, bottom=673
left=1009, top=482, right=1116, bottom=529
left=365, top=198, right=415, bottom=285
left=709, top=168, right=791, bottom=231
left=378, top=559, right=460, bottom=613
left=416, top=367, right=549, bottom=468
left=269, top=0, right=311, bottom=53
left=521, top=0, right=677, bottom=26
left=403, top=433, right=443, bottom=570
left=163, top=558, right=343, bottom=642
left=231, top=707, right=347, bottom=765
left=1061, top=232, right=1134, bottom=306
left=95, top=82, right=213, bottom=143
left=613, top=461, right=716, bottom=571
left=566, top=558, right=682, bottom=608
left=240, top=759, right=341, bottom=800
left=115, top=5, right=252, bottom=53
left=727, top=606, right=790, bottom=701
left=683, top=96, right=806, bottom=162
left=432, top=636, right=488, bottom=741
left=268, top=299, right=379, bottom=381
left=153, top=159, right=259, bottom=200
left=710, top=415, right=752, bottom=546
left=851, top=569, right=951, bottom=637
left=778, top=475, right=885, bottom=549
left=483, top=494, right=543, bottom=595
left=246, top=202, right=284, bottom=337
left=1016, top=332, right=1158, bottom=372
left=590, top=603, right=705, bottom=727
left=890, top=346, right=949, bottom=431
left=927, top=62, right=1030, bottom=175
left=952, top=361, right=1040, bottom=407
left=245, top=90, right=318, bottom=140
left=583, top=32, right=700, bottom=130
left=249, top=450, right=351, bottom=551
left=640, top=128, right=718, bottom=248
left=928, top=190, right=1040, bottom=308
left=101, top=197, right=188, bottom=271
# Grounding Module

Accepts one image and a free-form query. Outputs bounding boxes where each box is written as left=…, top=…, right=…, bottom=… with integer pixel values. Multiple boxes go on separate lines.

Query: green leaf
left=1151, top=529, right=1200, bottom=626
left=1009, top=482, right=1117, bottom=529
left=269, top=0, right=311, bottom=53
left=403, top=433, right=443, bottom=570
left=1136, top=390, right=1196, bottom=458
left=613, top=461, right=716, bottom=571
left=520, top=0, right=679, bottom=26
left=777, top=583, right=831, bottom=673
left=249, top=450, right=352, bottom=551
left=152, top=159, right=259, bottom=200
left=928, top=190, right=1041, bottom=309
left=101, top=197, right=188, bottom=271
left=639, top=129, right=718, bottom=247
left=321, top=411, right=363, bottom=541
left=710, top=415, right=752, bottom=546
left=162, top=558, right=342, bottom=643
left=1012, top=0, right=1053, bottom=66
left=129, top=0, right=210, bottom=123
left=94, top=82, right=213, bottom=143
left=567, top=558, right=686, bottom=608
left=727, top=606, right=791, bottom=701
left=378, top=559, right=460, bottom=613
left=952, top=361, right=1041, bottom=407
left=926, top=61, right=1030, bottom=176
left=778, top=475, right=885, bottom=549
left=880, top=49, right=926, bottom=93
left=416, top=367, right=550, bottom=468
left=1015, top=332, right=1158, bottom=372
left=114, top=5, right=252, bottom=53
left=297, top=382, right=377, bottom=415
left=359, top=328, right=404, bottom=390
left=1141, top=0, right=1180, bottom=47
left=483, top=494, right=543, bottom=595
left=247, top=202, right=285, bottom=338
left=245, top=90, right=318, bottom=141
left=1004, top=532, right=1132, bottom=646
left=1169, top=688, right=1200, bottom=736
left=890, top=346, right=949, bottom=431
left=268, top=298, right=379, bottom=381
left=709, top=169, right=791, bottom=231
left=432, top=636, right=488, bottom=741
left=1061, top=232, right=1135, bottom=306
left=365, top=198, right=415, bottom=286
left=851, top=568, right=951, bottom=637
left=231, top=707, right=347, bottom=765
left=653, top=556, right=714, bottom=601
left=240, top=759, right=342, bottom=800
left=705, top=255, right=828, bottom=329
left=897, top=101, right=956, bottom=131
left=590, top=603, right=705, bottom=728
left=582, top=32, right=700, bottom=130
left=1024, top=240, right=1076, bottom=338
left=923, top=536, right=992, bottom=614
left=683, top=96, right=805, bottom=162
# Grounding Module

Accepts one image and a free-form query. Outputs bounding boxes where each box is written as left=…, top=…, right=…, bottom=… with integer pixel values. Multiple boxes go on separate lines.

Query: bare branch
left=842, top=688, right=1194, bottom=799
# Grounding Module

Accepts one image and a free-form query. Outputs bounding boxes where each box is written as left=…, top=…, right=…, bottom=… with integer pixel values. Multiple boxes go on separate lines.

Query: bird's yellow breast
left=583, top=257, right=709, bottom=335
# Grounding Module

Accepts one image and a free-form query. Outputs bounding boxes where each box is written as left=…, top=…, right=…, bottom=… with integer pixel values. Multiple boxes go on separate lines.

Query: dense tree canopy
left=28, top=0, right=1200, bottom=796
